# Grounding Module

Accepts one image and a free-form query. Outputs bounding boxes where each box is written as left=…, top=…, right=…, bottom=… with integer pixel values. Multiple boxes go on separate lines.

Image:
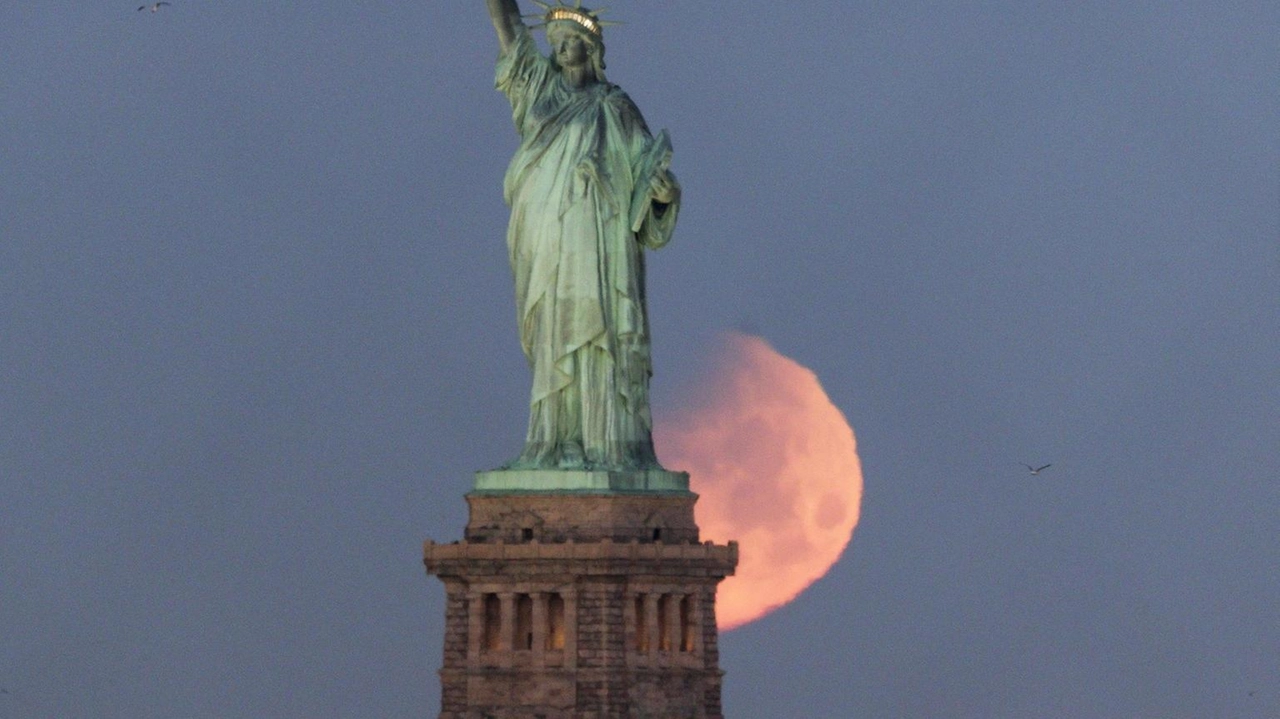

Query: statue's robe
left=497, top=27, right=679, bottom=469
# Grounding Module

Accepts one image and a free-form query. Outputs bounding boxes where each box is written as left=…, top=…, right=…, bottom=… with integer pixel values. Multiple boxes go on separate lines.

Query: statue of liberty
left=484, top=0, right=682, bottom=472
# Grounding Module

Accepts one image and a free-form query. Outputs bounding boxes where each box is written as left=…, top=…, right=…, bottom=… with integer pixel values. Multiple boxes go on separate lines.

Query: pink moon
left=655, top=333, right=864, bottom=630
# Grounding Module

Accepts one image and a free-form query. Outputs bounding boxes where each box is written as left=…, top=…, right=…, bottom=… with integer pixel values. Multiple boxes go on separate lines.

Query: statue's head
left=536, top=1, right=609, bottom=82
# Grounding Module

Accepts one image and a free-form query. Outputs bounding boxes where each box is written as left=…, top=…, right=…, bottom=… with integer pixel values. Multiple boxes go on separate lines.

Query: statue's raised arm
left=485, top=0, right=522, bottom=53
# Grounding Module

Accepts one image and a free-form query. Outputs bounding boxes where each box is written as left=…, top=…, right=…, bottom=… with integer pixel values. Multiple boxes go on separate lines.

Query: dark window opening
left=516, top=594, right=534, bottom=650
left=633, top=595, right=649, bottom=651
left=680, top=595, right=695, bottom=652
left=657, top=594, right=673, bottom=651
left=482, top=594, right=501, bottom=652
left=547, top=593, right=566, bottom=650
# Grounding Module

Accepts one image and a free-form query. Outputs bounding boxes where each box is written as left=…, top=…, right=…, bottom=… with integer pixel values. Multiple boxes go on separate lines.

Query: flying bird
left=138, top=2, right=171, bottom=11
left=1021, top=463, right=1052, bottom=475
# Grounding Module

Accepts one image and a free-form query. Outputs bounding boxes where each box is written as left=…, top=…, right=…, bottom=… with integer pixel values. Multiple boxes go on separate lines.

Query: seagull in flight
left=138, top=2, right=171, bottom=11
left=1021, top=463, right=1052, bottom=475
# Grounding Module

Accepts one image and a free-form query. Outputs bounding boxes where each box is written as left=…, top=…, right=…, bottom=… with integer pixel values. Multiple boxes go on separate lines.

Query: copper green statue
left=485, top=0, right=682, bottom=472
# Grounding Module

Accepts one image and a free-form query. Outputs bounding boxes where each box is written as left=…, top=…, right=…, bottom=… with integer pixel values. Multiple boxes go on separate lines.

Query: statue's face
left=548, top=25, right=590, bottom=69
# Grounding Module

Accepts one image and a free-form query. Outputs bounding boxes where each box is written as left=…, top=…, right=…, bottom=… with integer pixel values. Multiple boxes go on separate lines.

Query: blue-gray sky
left=2, top=3, right=1277, bottom=717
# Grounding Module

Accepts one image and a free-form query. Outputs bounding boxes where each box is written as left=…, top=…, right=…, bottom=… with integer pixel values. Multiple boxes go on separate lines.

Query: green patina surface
left=484, top=0, right=682, bottom=473
left=472, top=469, right=690, bottom=494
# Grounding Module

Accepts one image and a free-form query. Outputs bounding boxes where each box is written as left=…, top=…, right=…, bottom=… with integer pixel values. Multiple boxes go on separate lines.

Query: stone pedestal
left=424, top=470, right=738, bottom=719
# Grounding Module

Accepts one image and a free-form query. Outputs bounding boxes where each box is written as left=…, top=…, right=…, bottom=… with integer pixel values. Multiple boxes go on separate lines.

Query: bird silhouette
left=1021, top=463, right=1052, bottom=475
left=138, top=2, right=171, bottom=12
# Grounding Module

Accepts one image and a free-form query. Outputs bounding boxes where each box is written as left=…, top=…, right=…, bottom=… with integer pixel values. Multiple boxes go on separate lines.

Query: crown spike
left=534, top=0, right=611, bottom=38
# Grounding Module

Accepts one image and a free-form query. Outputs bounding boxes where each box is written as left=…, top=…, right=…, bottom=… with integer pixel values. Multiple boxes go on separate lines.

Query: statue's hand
left=649, top=170, right=680, bottom=205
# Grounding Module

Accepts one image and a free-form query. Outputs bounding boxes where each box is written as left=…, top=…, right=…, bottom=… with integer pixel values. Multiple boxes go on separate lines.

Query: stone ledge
left=422, top=534, right=742, bottom=573
left=425, top=538, right=738, bottom=565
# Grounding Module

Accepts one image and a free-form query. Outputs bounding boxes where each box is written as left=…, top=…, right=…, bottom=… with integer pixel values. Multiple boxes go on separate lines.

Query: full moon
left=655, top=333, right=863, bottom=630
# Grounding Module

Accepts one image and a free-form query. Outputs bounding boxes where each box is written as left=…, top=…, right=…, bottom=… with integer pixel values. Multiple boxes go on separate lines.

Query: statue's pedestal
left=424, top=469, right=737, bottom=719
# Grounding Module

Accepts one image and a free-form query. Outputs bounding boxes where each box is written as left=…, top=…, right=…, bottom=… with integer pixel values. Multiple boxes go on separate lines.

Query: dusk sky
left=2, top=3, right=1277, bottom=718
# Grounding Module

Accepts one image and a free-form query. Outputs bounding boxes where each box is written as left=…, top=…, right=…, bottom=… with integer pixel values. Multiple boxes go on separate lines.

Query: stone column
left=466, top=592, right=483, bottom=662
left=690, top=591, right=704, bottom=656
left=532, top=592, right=548, bottom=667
left=665, top=593, right=683, bottom=654
left=565, top=587, right=579, bottom=671
left=645, top=593, right=661, bottom=657
left=499, top=592, right=515, bottom=667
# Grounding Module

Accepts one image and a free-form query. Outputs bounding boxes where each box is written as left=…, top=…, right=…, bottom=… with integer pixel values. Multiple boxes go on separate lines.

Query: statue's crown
left=529, top=1, right=617, bottom=38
